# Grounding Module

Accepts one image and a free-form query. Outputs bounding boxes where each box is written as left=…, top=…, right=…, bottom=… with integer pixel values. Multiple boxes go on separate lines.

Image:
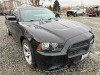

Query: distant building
left=21, top=3, right=32, bottom=6
left=2, top=0, right=21, bottom=10
left=31, top=0, right=36, bottom=6
left=19, top=0, right=32, bottom=6
left=0, top=2, right=3, bottom=9
left=2, top=1, right=11, bottom=10
left=11, top=0, right=21, bottom=8
left=0, top=2, right=3, bottom=14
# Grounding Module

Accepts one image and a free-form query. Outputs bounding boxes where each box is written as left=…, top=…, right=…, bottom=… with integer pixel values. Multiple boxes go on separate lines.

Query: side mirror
left=55, top=13, right=60, bottom=18
left=6, top=15, right=17, bottom=21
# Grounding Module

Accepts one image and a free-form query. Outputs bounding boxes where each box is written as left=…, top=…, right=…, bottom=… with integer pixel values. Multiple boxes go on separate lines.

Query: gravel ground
left=0, top=15, right=100, bottom=75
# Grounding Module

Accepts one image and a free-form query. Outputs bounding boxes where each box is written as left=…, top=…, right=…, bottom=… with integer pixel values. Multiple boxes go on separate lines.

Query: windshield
left=20, top=8, right=56, bottom=22
left=71, top=7, right=79, bottom=10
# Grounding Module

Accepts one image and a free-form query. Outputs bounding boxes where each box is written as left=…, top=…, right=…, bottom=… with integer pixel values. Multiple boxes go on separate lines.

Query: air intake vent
left=71, top=40, right=89, bottom=48
left=68, top=40, right=89, bottom=58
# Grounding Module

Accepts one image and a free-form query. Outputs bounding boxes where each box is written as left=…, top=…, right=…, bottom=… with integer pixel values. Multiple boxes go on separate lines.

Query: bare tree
left=30, top=0, right=34, bottom=5
left=9, top=0, right=14, bottom=8
left=37, top=0, right=40, bottom=7
left=31, top=0, right=40, bottom=6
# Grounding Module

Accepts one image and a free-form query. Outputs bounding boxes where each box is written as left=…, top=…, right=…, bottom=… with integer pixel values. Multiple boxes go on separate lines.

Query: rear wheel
left=97, top=14, right=99, bottom=16
left=22, top=39, right=36, bottom=68
left=81, top=12, right=85, bottom=16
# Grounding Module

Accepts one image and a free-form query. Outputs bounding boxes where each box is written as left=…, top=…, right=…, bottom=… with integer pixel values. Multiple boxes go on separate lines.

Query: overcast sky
left=41, top=0, right=100, bottom=7
left=0, top=0, right=100, bottom=7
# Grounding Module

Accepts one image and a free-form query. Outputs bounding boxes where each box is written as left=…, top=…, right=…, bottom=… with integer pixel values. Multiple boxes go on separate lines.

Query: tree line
left=31, top=0, right=60, bottom=12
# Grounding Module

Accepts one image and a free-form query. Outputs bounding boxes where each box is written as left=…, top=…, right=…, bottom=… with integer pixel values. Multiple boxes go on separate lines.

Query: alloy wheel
left=23, top=43, right=32, bottom=65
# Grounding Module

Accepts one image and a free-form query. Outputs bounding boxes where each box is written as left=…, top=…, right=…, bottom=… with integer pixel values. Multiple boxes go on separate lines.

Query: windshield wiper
left=48, top=18, right=56, bottom=20
left=29, top=19, right=41, bottom=22
left=29, top=20, right=35, bottom=21
left=48, top=18, right=59, bottom=21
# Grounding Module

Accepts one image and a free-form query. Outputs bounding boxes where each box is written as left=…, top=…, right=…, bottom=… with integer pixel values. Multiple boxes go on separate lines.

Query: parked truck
left=66, top=7, right=86, bottom=17
left=87, top=6, right=100, bottom=17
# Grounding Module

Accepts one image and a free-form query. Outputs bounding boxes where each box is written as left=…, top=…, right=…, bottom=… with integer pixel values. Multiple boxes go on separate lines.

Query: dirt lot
left=0, top=16, right=100, bottom=75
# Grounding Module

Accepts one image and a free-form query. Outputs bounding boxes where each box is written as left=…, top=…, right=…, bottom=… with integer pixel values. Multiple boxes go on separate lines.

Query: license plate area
left=81, top=52, right=89, bottom=61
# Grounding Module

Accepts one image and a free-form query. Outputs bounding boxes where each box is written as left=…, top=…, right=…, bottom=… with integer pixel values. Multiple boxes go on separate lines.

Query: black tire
left=67, top=14, right=70, bottom=17
left=89, top=15, right=91, bottom=17
left=7, top=28, right=11, bottom=35
left=97, top=14, right=99, bottom=16
left=81, top=12, right=85, bottom=16
left=22, top=39, right=36, bottom=68
left=74, top=12, right=77, bottom=17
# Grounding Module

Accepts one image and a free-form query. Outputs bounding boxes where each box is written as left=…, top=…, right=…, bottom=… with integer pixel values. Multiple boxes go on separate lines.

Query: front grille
left=67, top=11, right=74, bottom=15
left=71, top=40, right=89, bottom=48
left=68, top=40, right=89, bottom=58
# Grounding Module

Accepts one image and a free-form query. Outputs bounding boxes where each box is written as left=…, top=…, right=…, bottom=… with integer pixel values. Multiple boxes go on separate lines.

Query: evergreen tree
left=53, top=0, right=60, bottom=12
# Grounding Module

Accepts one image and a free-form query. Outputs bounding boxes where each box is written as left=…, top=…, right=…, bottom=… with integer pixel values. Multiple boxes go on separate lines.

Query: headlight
left=42, top=43, right=50, bottom=50
left=36, top=43, right=64, bottom=51
left=51, top=43, right=58, bottom=48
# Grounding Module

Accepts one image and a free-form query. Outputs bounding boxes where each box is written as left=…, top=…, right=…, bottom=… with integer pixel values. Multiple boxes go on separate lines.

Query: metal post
left=2, top=0, right=5, bottom=16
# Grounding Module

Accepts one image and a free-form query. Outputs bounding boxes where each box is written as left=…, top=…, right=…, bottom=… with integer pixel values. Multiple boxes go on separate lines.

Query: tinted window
left=9, top=9, right=18, bottom=17
left=71, top=7, right=79, bottom=10
left=13, top=9, right=18, bottom=17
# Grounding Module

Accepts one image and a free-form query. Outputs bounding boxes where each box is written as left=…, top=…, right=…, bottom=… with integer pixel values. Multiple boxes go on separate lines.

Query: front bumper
left=35, top=52, right=68, bottom=71
left=35, top=51, right=89, bottom=71
left=67, top=11, right=74, bottom=16
left=87, top=13, right=96, bottom=16
left=34, top=32, right=94, bottom=71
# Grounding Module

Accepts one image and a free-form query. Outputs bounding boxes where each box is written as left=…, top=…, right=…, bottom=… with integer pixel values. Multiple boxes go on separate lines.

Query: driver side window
left=9, top=9, right=18, bottom=17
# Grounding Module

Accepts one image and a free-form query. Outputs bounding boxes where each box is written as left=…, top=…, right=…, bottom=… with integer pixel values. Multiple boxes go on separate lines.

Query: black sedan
left=5, top=6, right=94, bottom=71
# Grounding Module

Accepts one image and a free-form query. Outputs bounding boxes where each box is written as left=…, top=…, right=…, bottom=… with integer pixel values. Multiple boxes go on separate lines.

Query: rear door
left=76, top=8, right=82, bottom=14
left=10, top=8, right=22, bottom=42
left=6, top=8, right=22, bottom=42
left=5, top=9, right=14, bottom=35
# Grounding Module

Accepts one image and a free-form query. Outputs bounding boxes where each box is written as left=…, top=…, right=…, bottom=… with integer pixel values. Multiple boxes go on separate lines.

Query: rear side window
left=13, top=9, right=18, bottom=17
left=9, top=9, right=18, bottom=17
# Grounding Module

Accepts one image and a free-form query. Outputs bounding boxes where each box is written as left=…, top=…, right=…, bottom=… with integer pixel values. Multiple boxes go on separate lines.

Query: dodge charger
left=5, top=6, right=94, bottom=71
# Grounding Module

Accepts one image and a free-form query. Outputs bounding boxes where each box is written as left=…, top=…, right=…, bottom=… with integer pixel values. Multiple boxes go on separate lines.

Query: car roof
left=13, top=6, right=45, bottom=10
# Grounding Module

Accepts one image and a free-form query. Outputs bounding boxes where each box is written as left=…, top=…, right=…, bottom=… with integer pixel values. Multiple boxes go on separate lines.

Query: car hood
left=20, top=19, right=91, bottom=43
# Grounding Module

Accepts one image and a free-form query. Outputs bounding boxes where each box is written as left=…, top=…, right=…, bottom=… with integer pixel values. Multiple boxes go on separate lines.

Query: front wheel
left=67, top=13, right=70, bottom=17
left=96, top=14, right=99, bottom=16
left=74, top=13, right=77, bottom=17
left=22, top=39, right=36, bottom=68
